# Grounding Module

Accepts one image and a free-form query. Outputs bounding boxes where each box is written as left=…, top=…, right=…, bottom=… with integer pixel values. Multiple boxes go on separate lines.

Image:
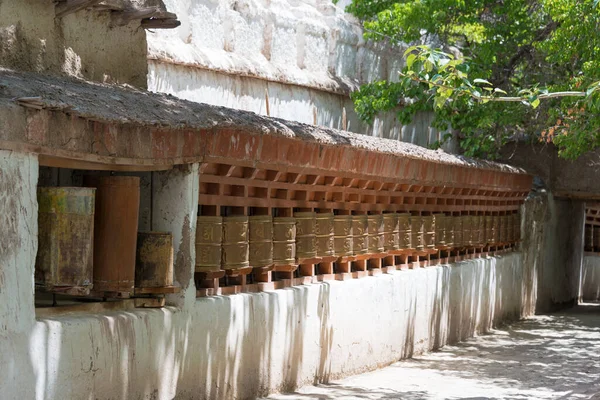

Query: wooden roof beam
left=55, top=0, right=104, bottom=18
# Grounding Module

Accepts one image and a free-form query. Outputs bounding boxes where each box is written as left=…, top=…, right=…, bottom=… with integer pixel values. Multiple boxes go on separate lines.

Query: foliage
left=342, top=0, right=600, bottom=159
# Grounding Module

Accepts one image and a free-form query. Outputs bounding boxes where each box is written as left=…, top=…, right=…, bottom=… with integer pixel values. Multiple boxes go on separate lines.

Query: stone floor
left=266, top=304, right=600, bottom=400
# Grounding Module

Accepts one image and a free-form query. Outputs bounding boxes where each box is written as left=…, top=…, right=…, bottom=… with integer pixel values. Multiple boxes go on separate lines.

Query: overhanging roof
left=0, top=69, right=531, bottom=192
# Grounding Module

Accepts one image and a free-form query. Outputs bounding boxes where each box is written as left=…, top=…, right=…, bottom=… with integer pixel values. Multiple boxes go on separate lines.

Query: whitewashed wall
left=147, top=0, right=443, bottom=146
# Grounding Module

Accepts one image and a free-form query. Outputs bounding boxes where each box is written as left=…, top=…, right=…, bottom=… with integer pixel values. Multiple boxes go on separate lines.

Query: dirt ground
left=266, top=304, right=600, bottom=400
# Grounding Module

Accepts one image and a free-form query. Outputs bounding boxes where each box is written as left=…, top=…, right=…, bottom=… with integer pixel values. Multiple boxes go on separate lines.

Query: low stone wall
left=25, top=253, right=525, bottom=400
left=582, top=255, right=600, bottom=301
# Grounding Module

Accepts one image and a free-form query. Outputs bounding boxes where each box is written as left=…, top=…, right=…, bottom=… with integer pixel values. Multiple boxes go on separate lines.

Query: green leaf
left=473, top=78, right=493, bottom=86
left=494, top=88, right=507, bottom=95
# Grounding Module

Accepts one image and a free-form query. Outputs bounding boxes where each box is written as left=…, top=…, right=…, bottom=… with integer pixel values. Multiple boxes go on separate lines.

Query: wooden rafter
left=55, top=0, right=104, bottom=18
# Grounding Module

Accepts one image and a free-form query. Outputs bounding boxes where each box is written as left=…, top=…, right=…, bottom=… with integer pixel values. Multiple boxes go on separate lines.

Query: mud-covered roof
left=0, top=69, right=524, bottom=174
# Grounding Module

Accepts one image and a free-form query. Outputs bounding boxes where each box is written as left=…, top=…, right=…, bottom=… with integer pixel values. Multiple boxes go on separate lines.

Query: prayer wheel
left=398, top=213, right=412, bottom=249
left=367, top=214, right=384, bottom=253
left=472, top=215, right=483, bottom=246
left=512, top=212, right=520, bottom=242
left=36, top=187, right=95, bottom=292
left=453, top=215, right=464, bottom=248
left=492, top=215, right=500, bottom=244
left=135, top=232, right=173, bottom=288
left=222, top=215, right=249, bottom=269
left=383, top=213, right=400, bottom=251
left=88, top=176, right=140, bottom=293
left=505, top=214, right=514, bottom=243
left=315, top=213, right=335, bottom=258
left=195, top=216, right=223, bottom=272
left=411, top=215, right=425, bottom=251
left=249, top=215, right=273, bottom=267
left=485, top=215, right=494, bottom=245
left=295, top=212, right=317, bottom=259
left=585, top=225, right=594, bottom=251
left=444, top=213, right=454, bottom=248
left=352, top=214, right=368, bottom=255
left=334, top=215, right=353, bottom=256
left=462, top=215, right=473, bottom=247
left=423, top=215, right=435, bottom=249
left=273, top=217, right=296, bottom=265
left=434, top=213, right=446, bottom=247
left=498, top=215, right=506, bottom=243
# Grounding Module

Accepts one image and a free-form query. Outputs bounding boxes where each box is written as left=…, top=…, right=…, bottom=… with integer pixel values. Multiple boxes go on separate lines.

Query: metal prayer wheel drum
left=295, top=212, right=317, bottom=259
left=462, top=215, right=473, bottom=247
left=35, top=187, right=95, bottom=292
left=485, top=215, right=494, bottom=245
left=367, top=214, right=384, bottom=253
left=135, top=232, right=173, bottom=288
left=444, top=214, right=454, bottom=248
left=398, top=213, right=412, bottom=249
left=222, top=216, right=250, bottom=269
left=423, top=215, right=435, bottom=249
left=585, top=225, right=593, bottom=251
left=512, top=212, right=520, bottom=242
left=471, top=215, right=482, bottom=246
left=492, top=215, right=500, bottom=244
left=334, top=215, right=353, bottom=257
left=383, top=213, right=400, bottom=251
left=195, top=216, right=223, bottom=272
left=453, top=215, right=464, bottom=248
left=273, top=217, right=296, bottom=265
left=411, top=216, right=425, bottom=251
left=87, top=176, right=140, bottom=293
left=352, top=215, right=368, bottom=255
left=434, top=214, right=446, bottom=247
left=315, top=213, right=335, bottom=258
left=249, top=215, right=273, bottom=267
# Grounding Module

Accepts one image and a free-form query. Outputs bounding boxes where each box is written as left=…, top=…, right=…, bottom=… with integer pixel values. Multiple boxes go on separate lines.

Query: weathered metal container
left=36, top=187, right=95, bottom=293
left=485, top=215, right=494, bottom=245
left=273, top=217, right=296, bottom=265
left=88, top=176, right=140, bottom=293
left=444, top=214, right=455, bottom=248
left=585, top=225, right=594, bottom=251
left=383, top=213, right=400, bottom=251
left=434, top=213, right=446, bottom=247
left=352, top=214, right=368, bottom=255
left=462, top=215, right=472, bottom=247
left=195, top=216, right=223, bottom=272
left=315, top=213, right=335, bottom=257
left=475, top=215, right=485, bottom=246
left=334, top=215, right=353, bottom=256
left=492, top=215, right=500, bottom=244
left=398, top=213, right=412, bottom=249
left=423, top=215, right=435, bottom=249
left=222, top=215, right=249, bottom=269
left=411, top=215, right=424, bottom=251
left=453, top=215, right=464, bottom=248
left=249, top=215, right=273, bottom=267
left=135, top=232, right=173, bottom=288
left=367, top=214, right=384, bottom=253
left=295, top=212, right=317, bottom=259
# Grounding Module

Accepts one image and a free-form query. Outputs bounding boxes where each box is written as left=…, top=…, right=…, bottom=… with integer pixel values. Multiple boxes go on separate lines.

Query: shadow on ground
left=265, top=304, right=600, bottom=400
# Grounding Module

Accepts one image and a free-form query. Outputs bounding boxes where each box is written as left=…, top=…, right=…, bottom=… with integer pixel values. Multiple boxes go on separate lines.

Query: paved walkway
left=266, top=304, right=600, bottom=400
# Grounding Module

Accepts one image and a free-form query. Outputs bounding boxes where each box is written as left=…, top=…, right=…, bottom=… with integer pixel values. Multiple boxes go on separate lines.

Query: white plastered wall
left=147, top=0, right=444, bottom=146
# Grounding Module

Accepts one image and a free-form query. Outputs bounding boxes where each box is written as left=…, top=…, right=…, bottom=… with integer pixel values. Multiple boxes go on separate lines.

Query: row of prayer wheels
left=195, top=211, right=521, bottom=272
left=584, top=224, right=600, bottom=251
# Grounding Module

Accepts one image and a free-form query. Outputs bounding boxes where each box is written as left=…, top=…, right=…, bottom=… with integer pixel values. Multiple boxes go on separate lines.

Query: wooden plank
left=56, top=0, right=104, bottom=18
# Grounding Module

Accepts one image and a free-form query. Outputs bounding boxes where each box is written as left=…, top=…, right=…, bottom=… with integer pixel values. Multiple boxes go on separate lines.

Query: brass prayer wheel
left=434, top=213, right=446, bottom=247
left=295, top=212, right=317, bottom=259
left=485, top=215, right=494, bottom=245
left=423, top=215, right=435, bottom=249
left=352, top=214, right=368, bottom=255
left=453, top=215, right=464, bottom=248
left=195, top=216, right=223, bottom=272
left=334, top=215, right=353, bottom=257
left=249, top=215, right=273, bottom=267
left=444, top=214, right=454, bottom=248
left=367, top=214, right=384, bottom=253
left=462, top=215, right=473, bottom=247
left=512, top=212, right=520, bottom=242
left=585, top=225, right=593, bottom=251
left=222, top=215, right=250, bottom=270
left=411, top=215, right=424, bottom=251
left=273, top=217, right=296, bottom=265
left=398, top=213, right=412, bottom=249
left=383, top=213, right=400, bottom=251
left=492, top=215, right=500, bottom=244
left=471, top=215, right=483, bottom=246
left=315, top=213, right=335, bottom=258
left=135, top=232, right=174, bottom=288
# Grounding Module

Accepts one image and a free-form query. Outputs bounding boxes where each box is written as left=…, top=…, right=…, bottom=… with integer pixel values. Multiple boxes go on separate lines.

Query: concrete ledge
left=25, top=252, right=527, bottom=400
